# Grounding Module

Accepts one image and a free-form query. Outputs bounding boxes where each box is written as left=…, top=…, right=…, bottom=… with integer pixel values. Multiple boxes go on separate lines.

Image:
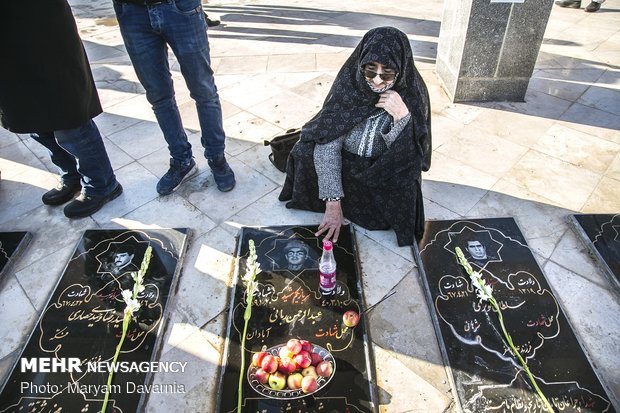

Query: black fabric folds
left=279, top=27, right=432, bottom=246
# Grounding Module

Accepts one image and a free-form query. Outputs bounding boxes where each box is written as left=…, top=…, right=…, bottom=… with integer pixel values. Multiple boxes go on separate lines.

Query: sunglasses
left=361, top=68, right=398, bottom=82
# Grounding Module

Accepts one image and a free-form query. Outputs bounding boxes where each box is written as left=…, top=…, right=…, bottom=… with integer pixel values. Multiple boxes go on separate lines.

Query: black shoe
left=585, top=1, right=601, bottom=11
left=42, top=183, right=81, bottom=206
left=157, top=158, right=198, bottom=195
left=555, top=0, right=581, bottom=7
left=203, top=12, right=220, bottom=27
left=63, top=182, right=123, bottom=219
left=208, top=154, right=236, bottom=192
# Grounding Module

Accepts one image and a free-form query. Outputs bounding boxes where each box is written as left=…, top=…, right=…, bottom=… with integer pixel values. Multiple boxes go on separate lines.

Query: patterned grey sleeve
left=382, top=112, right=412, bottom=147
left=314, top=136, right=345, bottom=199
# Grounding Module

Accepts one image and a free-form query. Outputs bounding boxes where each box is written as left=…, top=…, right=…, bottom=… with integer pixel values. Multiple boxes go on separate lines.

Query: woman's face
left=361, top=62, right=398, bottom=92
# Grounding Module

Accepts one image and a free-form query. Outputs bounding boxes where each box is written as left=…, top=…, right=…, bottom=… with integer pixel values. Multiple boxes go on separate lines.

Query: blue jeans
left=113, top=0, right=226, bottom=163
left=30, top=120, right=118, bottom=197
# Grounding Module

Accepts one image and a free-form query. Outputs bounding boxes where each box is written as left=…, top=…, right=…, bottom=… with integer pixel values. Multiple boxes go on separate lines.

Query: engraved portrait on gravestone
left=279, top=239, right=318, bottom=272
left=445, top=228, right=503, bottom=269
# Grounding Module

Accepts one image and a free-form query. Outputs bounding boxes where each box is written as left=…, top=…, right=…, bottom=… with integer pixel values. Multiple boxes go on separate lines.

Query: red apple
left=301, top=375, right=318, bottom=393
left=294, top=351, right=312, bottom=368
left=342, top=310, right=360, bottom=327
left=279, top=346, right=295, bottom=360
left=310, top=352, right=323, bottom=366
left=316, top=360, right=333, bottom=378
left=287, top=372, right=304, bottom=390
left=261, top=354, right=278, bottom=373
left=268, top=371, right=286, bottom=390
left=301, top=365, right=318, bottom=378
left=286, top=339, right=302, bottom=355
left=254, top=368, right=270, bottom=384
left=278, top=357, right=297, bottom=374
left=252, top=351, right=268, bottom=367
left=300, top=340, right=313, bottom=353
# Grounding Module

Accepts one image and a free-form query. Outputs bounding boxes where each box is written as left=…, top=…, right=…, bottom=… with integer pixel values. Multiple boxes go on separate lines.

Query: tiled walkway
left=1, top=0, right=619, bottom=411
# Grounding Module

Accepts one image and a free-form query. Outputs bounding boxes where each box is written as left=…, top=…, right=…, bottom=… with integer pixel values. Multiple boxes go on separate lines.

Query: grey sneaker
left=156, top=158, right=198, bottom=195
left=585, top=1, right=601, bottom=11
left=208, top=155, right=236, bottom=192
left=555, top=0, right=581, bottom=7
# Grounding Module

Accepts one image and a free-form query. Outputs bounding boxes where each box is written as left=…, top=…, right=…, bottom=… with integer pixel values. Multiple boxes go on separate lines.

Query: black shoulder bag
left=263, top=128, right=301, bottom=172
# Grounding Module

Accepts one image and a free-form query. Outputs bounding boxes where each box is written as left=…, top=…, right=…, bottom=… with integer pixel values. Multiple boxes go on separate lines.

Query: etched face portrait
left=109, top=246, right=136, bottom=275
left=284, top=240, right=309, bottom=271
left=114, top=252, right=133, bottom=268
left=467, top=240, right=487, bottom=260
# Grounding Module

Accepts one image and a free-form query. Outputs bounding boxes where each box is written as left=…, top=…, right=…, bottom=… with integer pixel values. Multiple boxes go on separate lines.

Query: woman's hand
left=376, top=90, right=409, bottom=122
left=315, top=201, right=345, bottom=243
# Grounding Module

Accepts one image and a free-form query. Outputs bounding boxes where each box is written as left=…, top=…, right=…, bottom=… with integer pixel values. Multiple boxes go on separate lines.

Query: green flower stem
left=455, top=247, right=554, bottom=413
left=101, top=246, right=152, bottom=413
left=101, top=311, right=131, bottom=412
left=238, top=240, right=258, bottom=413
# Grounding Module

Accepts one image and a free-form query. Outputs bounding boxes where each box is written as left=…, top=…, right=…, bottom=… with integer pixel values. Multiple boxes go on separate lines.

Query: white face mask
left=366, top=79, right=395, bottom=93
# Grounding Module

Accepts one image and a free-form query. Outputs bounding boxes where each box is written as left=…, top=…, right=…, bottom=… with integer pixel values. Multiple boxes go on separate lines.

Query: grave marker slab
left=0, top=228, right=190, bottom=413
left=216, top=225, right=378, bottom=413
left=0, top=231, right=31, bottom=282
left=570, top=214, right=620, bottom=292
left=414, top=218, right=616, bottom=413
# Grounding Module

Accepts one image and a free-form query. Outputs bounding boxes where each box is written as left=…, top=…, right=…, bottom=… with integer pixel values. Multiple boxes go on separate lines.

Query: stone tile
left=246, top=90, right=322, bottom=131
left=582, top=176, right=620, bottom=212
left=218, top=74, right=285, bottom=110
left=289, top=73, right=335, bottom=105
left=15, top=244, right=76, bottom=312
left=467, top=107, right=554, bottom=148
left=542, top=261, right=620, bottom=405
left=549, top=227, right=608, bottom=286
left=94, top=112, right=143, bottom=138
left=353, top=224, right=415, bottom=263
left=493, top=89, right=574, bottom=119
left=422, top=152, right=499, bottom=216
left=0, top=128, right=19, bottom=149
left=533, top=123, right=620, bottom=174
left=222, top=110, right=283, bottom=144
left=558, top=102, right=620, bottom=144
left=187, top=158, right=278, bottom=224
left=423, top=198, right=462, bottom=222
left=430, top=113, right=467, bottom=151
left=0, top=277, right=37, bottom=359
left=146, top=322, right=222, bottom=413
left=235, top=143, right=287, bottom=186
left=0, top=141, right=48, bottom=181
left=374, top=344, right=451, bottom=413
left=1, top=206, right=94, bottom=273
left=436, top=125, right=529, bottom=178
left=470, top=179, right=572, bottom=259
left=267, top=53, right=316, bottom=72
left=116, top=197, right=217, bottom=240
left=223, top=188, right=322, bottom=237
left=165, top=226, right=236, bottom=328
left=356, top=234, right=414, bottom=309
left=606, top=152, right=620, bottom=182
left=504, top=150, right=601, bottom=211
left=105, top=94, right=158, bottom=124
left=578, top=85, right=620, bottom=116
left=106, top=120, right=167, bottom=161
left=528, top=68, right=604, bottom=102
left=0, top=171, right=59, bottom=226
left=316, top=52, right=351, bottom=72
left=91, top=161, right=160, bottom=225
left=215, top=55, right=269, bottom=75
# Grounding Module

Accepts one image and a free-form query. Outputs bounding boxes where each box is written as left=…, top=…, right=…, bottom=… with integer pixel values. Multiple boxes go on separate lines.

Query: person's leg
left=30, top=132, right=83, bottom=205
left=113, top=1, right=198, bottom=194
left=54, top=119, right=122, bottom=218
left=161, top=0, right=235, bottom=191
left=29, top=132, right=81, bottom=188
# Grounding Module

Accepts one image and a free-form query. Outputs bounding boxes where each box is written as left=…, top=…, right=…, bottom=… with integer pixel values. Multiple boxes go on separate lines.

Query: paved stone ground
left=0, top=0, right=619, bottom=412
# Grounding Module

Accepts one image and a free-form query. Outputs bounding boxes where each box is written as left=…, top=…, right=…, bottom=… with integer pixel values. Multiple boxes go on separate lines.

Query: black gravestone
left=0, top=231, right=32, bottom=282
left=570, top=214, right=620, bottom=292
left=0, top=228, right=190, bottom=413
left=216, top=225, right=379, bottom=413
left=414, top=218, right=616, bottom=413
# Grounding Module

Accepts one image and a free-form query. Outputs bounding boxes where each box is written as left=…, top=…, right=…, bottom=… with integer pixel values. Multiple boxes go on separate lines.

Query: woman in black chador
left=279, top=27, right=432, bottom=246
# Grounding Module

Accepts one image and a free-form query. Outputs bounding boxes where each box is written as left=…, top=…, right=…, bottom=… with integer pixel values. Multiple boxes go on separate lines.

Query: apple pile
left=251, top=339, right=334, bottom=394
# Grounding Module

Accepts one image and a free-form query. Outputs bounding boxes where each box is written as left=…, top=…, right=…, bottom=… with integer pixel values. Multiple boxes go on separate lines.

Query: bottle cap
left=322, top=239, right=333, bottom=251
